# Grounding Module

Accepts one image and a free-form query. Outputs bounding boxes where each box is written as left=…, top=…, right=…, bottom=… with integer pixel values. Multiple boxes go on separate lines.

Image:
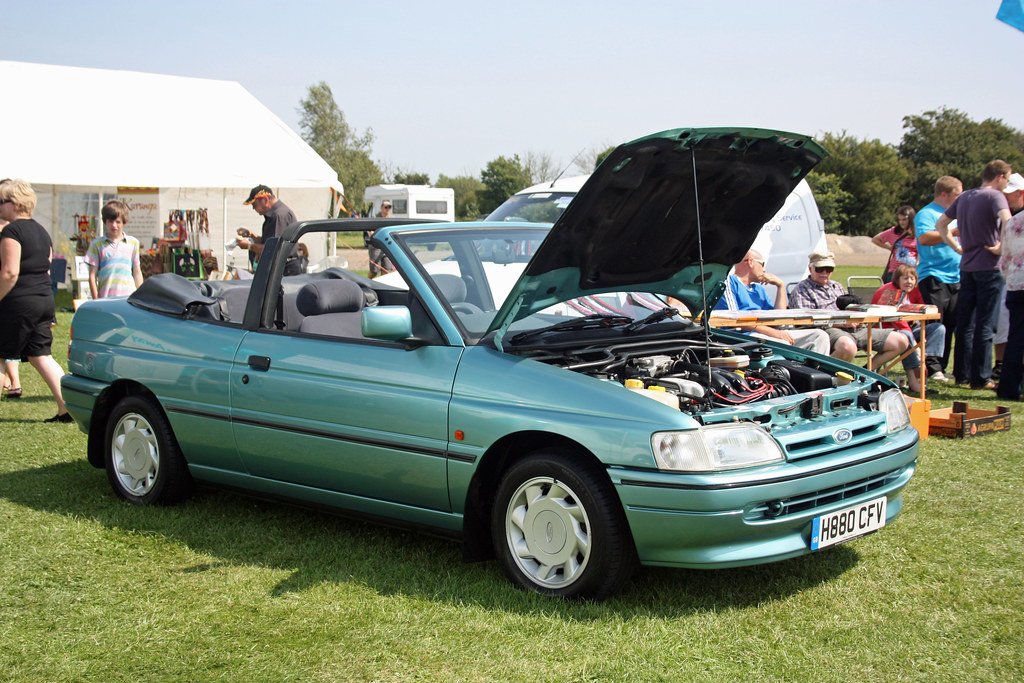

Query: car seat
left=432, top=273, right=483, bottom=314
left=296, top=279, right=366, bottom=338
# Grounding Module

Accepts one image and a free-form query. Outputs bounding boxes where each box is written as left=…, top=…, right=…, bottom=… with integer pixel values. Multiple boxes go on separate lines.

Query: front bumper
left=612, top=427, right=919, bottom=568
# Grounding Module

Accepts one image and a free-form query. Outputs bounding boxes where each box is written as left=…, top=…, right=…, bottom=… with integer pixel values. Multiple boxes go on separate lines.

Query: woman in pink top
left=872, top=206, right=919, bottom=283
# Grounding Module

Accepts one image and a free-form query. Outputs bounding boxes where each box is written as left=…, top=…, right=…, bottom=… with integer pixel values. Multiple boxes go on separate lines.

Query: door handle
left=247, top=355, right=271, bottom=371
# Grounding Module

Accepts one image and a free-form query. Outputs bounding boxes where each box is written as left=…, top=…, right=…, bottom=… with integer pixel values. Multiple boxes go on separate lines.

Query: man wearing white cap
left=789, top=250, right=908, bottom=366
left=992, top=172, right=1024, bottom=383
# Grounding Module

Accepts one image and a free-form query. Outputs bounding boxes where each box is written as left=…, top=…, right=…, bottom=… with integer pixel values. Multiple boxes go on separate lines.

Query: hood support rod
left=691, top=148, right=714, bottom=400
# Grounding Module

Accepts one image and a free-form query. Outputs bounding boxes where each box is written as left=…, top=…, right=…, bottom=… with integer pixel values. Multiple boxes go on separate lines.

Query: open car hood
left=486, top=127, right=826, bottom=345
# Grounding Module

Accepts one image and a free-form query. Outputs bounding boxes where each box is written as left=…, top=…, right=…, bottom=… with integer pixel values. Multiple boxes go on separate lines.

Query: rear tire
left=104, top=395, right=193, bottom=505
left=491, top=448, right=637, bottom=600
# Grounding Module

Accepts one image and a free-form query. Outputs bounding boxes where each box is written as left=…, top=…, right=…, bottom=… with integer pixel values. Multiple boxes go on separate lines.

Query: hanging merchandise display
left=71, top=214, right=97, bottom=255
left=184, top=208, right=210, bottom=250
left=163, top=210, right=186, bottom=242
left=161, top=208, right=211, bottom=280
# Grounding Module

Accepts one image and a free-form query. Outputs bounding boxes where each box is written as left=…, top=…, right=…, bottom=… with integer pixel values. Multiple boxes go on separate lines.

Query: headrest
left=432, top=274, right=467, bottom=303
left=296, top=279, right=365, bottom=316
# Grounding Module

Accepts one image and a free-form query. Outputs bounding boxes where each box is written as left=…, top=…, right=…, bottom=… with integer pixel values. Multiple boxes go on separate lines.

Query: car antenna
left=548, top=149, right=584, bottom=187
left=691, top=147, right=714, bottom=395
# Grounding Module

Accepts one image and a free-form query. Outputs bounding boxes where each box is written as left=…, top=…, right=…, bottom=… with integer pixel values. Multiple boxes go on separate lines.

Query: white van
left=486, top=175, right=826, bottom=298
left=746, top=178, right=828, bottom=295
left=364, top=184, right=455, bottom=222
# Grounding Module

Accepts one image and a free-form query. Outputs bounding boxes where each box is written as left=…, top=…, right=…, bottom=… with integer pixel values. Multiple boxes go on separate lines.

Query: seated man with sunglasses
left=789, top=250, right=909, bottom=366
left=714, top=249, right=831, bottom=355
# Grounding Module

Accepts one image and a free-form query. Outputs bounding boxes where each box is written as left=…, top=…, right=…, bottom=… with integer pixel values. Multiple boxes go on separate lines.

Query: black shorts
left=0, top=293, right=55, bottom=360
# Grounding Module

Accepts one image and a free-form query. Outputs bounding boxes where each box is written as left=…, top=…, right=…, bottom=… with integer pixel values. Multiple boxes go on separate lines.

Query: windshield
left=389, top=227, right=687, bottom=341
left=389, top=228, right=545, bottom=330
left=485, top=191, right=576, bottom=223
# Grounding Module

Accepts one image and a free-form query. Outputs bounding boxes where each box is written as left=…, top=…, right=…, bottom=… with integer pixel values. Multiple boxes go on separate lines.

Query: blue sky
left=4, top=1, right=1021, bottom=180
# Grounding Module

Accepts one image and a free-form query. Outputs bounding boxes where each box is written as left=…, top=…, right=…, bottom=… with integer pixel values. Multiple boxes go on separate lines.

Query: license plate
left=811, top=496, right=887, bottom=550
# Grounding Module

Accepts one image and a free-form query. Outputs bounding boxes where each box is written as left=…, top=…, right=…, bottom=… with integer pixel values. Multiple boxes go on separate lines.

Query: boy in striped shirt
left=86, top=200, right=143, bottom=299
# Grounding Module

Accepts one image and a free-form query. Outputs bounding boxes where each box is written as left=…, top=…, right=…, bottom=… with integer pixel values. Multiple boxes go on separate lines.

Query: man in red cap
left=236, top=184, right=301, bottom=274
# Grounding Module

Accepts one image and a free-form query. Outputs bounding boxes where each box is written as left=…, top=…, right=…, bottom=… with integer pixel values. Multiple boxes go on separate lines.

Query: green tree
left=479, top=155, right=532, bottom=215
left=810, top=131, right=909, bottom=236
left=592, top=145, right=617, bottom=171
left=297, top=81, right=381, bottom=211
left=899, top=107, right=1024, bottom=206
left=393, top=171, right=431, bottom=185
left=805, top=171, right=854, bottom=232
left=436, top=174, right=486, bottom=220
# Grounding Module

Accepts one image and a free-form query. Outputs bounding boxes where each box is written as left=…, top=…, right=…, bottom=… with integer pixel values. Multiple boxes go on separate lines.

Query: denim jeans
left=956, top=270, right=1004, bottom=386
left=917, top=276, right=959, bottom=377
left=997, top=289, right=1024, bottom=399
left=895, top=322, right=946, bottom=371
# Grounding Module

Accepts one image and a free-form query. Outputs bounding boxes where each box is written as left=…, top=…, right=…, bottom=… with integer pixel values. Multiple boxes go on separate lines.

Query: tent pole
left=222, top=188, right=228, bottom=275
left=51, top=185, right=58, bottom=248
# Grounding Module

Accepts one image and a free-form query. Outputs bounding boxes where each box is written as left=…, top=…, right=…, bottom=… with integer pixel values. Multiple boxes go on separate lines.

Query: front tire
left=491, top=449, right=637, bottom=600
left=104, top=395, right=193, bottom=505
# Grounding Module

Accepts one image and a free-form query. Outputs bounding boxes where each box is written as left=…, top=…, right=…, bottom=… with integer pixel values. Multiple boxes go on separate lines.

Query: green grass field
left=1, top=291, right=1022, bottom=681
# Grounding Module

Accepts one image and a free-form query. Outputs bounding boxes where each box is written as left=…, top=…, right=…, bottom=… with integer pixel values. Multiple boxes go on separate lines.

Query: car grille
left=746, top=464, right=912, bottom=521
left=776, top=423, right=886, bottom=460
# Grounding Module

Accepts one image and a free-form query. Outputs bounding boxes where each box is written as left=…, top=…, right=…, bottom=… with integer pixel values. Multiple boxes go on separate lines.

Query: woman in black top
left=0, top=179, right=70, bottom=422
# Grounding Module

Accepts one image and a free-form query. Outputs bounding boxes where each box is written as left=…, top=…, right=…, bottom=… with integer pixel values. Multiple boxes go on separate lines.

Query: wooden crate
left=928, top=401, right=1011, bottom=438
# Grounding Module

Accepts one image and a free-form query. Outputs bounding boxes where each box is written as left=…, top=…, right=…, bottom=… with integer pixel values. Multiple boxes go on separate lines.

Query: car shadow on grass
left=0, top=460, right=859, bottom=617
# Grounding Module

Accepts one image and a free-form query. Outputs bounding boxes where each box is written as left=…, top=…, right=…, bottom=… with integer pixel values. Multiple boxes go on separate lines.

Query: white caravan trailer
left=364, top=184, right=455, bottom=222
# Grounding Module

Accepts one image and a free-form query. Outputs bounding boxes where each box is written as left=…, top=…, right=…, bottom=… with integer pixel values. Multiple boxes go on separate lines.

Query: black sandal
left=44, top=412, right=74, bottom=423
left=4, top=387, right=22, bottom=399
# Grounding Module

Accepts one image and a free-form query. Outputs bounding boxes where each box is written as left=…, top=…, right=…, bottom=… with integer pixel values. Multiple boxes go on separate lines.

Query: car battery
left=766, top=359, right=836, bottom=393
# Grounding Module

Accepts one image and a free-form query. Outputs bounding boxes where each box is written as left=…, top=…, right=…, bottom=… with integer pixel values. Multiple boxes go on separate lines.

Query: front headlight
left=652, top=424, right=785, bottom=472
left=879, top=388, right=912, bottom=433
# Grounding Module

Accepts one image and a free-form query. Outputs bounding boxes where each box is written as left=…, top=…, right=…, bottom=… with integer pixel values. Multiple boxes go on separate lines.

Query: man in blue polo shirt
left=714, top=249, right=830, bottom=355
left=914, top=175, right=963, bottom=382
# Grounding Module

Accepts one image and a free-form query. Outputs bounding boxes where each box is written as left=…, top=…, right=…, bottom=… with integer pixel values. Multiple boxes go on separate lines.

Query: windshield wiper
left=509, top=314, right=633, bottom=344
left=624, top=307, right=680, bottom=332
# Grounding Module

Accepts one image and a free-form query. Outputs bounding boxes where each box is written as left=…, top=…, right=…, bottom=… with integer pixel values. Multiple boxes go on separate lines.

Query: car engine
left=521, top=336, right=850, bottom=414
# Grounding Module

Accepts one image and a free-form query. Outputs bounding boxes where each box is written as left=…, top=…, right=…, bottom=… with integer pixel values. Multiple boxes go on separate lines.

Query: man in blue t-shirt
left=914, top=175, right=962, bottom=381
left=714, top=249, right=830, bottom=355
left=936, top=161, right=1013, bottom=389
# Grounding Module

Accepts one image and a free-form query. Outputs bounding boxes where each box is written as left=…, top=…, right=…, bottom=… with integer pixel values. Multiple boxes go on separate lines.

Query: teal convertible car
left=62, top=128, right=918, bottom=600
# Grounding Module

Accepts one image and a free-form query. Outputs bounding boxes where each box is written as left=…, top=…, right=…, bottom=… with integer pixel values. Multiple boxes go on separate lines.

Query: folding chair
left=846, top=275, right=884, bottom=304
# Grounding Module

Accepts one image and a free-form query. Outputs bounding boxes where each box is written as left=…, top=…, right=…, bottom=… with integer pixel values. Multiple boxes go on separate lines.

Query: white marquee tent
left=0, top=60, right=343, bottom=287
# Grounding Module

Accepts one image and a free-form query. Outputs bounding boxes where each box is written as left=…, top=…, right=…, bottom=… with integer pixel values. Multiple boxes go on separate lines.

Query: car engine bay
left=514, top=328, right=881, bottom=415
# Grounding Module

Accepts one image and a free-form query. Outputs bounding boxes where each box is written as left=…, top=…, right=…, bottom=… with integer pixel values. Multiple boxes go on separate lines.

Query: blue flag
left=998, top=0, right=1024, bottom=33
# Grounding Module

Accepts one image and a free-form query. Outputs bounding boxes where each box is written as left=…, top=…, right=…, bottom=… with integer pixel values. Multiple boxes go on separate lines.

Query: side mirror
left=361, top=306, right=414, bottom=342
